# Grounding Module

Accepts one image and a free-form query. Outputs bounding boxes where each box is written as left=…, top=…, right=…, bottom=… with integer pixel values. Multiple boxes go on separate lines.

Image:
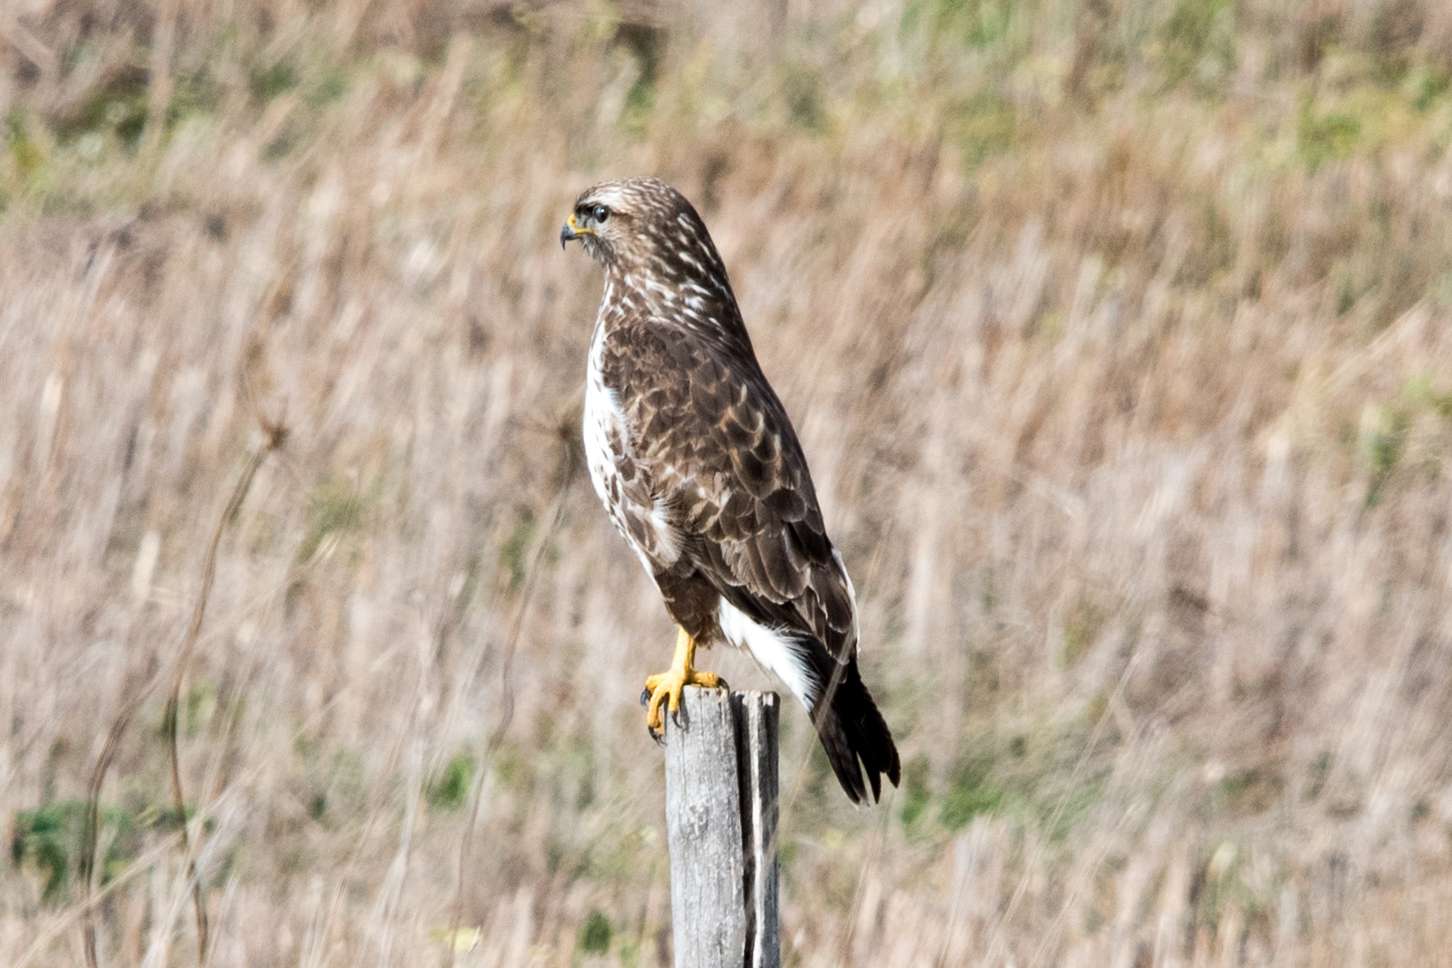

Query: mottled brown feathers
left=568, top=176, right=900, bottom=803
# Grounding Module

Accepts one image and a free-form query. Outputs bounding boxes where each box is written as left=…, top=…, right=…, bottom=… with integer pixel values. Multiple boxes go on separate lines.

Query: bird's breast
left=583, top=327, right=627, bottom=519
left=582, top=325, right=684, bottom=574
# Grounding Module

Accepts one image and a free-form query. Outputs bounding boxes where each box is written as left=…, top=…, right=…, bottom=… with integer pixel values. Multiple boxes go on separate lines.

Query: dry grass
left=5, top=0, right=1452, bottom=964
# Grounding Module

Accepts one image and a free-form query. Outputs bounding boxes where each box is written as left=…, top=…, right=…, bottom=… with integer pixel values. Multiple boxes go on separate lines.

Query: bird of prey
left=560, top=177, right=900, bottom=803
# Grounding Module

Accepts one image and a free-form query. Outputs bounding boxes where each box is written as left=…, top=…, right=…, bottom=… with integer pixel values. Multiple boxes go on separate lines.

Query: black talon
left=639, top=688, right=651, bottom=708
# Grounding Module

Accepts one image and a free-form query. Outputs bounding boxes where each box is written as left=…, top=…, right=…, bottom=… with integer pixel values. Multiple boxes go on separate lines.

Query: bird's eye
left=592, top=205, right=609, bottom=223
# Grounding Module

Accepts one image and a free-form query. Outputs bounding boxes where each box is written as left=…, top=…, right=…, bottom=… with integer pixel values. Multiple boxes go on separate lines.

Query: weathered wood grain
left=664, top=688, right=780, bottom=968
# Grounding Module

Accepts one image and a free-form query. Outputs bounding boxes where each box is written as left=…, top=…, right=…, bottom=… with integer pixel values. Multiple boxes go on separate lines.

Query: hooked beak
left=559, top=212, right=590, bottom=250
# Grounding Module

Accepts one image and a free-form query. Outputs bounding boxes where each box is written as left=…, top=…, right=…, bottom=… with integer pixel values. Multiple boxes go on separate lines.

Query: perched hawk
left=560, top=177, right=900, bottom=803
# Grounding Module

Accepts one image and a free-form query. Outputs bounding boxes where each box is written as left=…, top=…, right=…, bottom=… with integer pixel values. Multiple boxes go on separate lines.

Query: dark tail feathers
left=812, top=661, right=901, bottom=804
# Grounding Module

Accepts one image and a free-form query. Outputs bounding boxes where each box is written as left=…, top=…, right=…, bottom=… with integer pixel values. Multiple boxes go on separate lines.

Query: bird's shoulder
left=595, top=314, right=736, bottom=396
left=596, top=318, right=794, bottom=476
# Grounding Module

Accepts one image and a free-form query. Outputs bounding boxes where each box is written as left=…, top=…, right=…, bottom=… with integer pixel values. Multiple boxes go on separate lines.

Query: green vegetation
left=10, top=798, right=191, bottom=903
left=1159, top=0, right=1235, bottom=89
left=1359, top=376, right=1452, bottom=507
left=901, top=0, right=1016, bottom=52
left=939, top=753, right=1008, bottom=830
left=500, top=510, right=538, bottom=590
left=297, top=476, right=370, bottom=564
left=1297, top=102, right=1363, bottom=170
left=1061, top=597, right=1107, bottom=667
left=579, top=909, right=613, bottom=954
left=898, top=756, right=933, bottom=830
left=900, top=727, right=1106, bottom=843
left=427, top=752, right=476, bottom=811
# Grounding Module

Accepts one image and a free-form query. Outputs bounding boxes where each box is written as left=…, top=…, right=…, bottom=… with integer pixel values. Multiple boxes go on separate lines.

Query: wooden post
left=664, top=688, right=780, bottom=968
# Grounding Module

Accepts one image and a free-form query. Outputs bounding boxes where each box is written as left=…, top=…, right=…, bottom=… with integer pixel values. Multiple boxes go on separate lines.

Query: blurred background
left=4, top=0, right=1452, bottom=964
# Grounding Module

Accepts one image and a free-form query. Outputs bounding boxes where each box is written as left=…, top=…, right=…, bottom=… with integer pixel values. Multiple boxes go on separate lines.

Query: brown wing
left=601, top=319, right=857, bottom=663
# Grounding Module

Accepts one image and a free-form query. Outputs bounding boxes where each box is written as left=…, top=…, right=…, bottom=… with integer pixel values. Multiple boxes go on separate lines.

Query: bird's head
left=560, top=177, right=726, bottom=285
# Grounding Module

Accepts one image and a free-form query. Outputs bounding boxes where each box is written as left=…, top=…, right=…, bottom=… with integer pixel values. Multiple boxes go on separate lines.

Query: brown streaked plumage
left=561, top=177, right=900, bottom=804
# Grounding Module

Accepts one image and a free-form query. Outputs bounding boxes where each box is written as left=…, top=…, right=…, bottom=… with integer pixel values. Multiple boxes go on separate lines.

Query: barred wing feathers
left=602, top=320, right=901, bottom=801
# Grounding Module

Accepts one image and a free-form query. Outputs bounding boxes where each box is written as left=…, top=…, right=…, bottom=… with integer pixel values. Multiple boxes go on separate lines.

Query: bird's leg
left=642, top=627, right=726, bottom=735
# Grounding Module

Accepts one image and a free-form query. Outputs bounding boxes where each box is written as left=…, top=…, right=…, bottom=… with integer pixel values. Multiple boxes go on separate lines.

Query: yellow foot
left=643, top=666, right=724, bottom=734
left=641, top=628, right=727, bottom=737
